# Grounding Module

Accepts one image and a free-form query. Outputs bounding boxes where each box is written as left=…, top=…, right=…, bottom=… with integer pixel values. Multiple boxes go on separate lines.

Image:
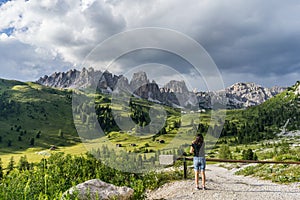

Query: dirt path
left=146, top=164, right=300, bottom=200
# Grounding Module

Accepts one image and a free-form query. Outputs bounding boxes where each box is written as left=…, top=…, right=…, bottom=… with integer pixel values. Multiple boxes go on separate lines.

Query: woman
left=190, top=133, right=206, bottom=190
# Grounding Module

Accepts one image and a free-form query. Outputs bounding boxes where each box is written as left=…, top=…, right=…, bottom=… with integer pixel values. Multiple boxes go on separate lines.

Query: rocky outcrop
left=37, top=69, right=80, bottom=88
left=62, top=179, right=134, bottom=200
left=129, top=71, right=149, bottom=90
left=218, top=82, right=286, bottom=108
left=129, top=72, right=163, bottom=101
left=160, top=80, right=198, bottom=107
left=37, top=68, right=120, bottom=92
left=189, top=82, right=286, bottom=109
left=163, top=80, right=189, bottom=94
left=134, top=81, right=163, bottom=101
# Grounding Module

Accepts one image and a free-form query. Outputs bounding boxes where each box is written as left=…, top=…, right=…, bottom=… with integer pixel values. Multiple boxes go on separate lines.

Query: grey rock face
left=128, top=72, right=163, bottom=101
left=161, top=80, right=198, bottom=107
left=129, top=71, right=149, bottom=90
left=163, top=80, right=189, bottom=94
left=37, top=68, right=120, bottom=91
left=218, top=82, right=286, bottom=108
left=62, top=179, right=134, bottom=200
left=134, top=82, right=163, bottom=101
left=37, top=69, right=80, bottom=88
left=191, top=82, right=285, bottom=109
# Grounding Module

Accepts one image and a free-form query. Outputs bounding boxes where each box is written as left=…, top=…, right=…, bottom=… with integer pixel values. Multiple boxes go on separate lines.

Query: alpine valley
left=0, top=67, right=298, bottom=153
left=0, top=68, right=299, bottom=199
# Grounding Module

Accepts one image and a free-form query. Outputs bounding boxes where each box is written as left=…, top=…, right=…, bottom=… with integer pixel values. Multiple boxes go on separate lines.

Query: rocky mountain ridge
left=37, top=68, right=286, bottom=109
left=220, top=82, right=286, bottom=108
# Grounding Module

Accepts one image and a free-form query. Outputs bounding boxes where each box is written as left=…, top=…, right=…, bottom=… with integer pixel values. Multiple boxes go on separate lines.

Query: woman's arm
left=189, top=144, right=194, bottom=154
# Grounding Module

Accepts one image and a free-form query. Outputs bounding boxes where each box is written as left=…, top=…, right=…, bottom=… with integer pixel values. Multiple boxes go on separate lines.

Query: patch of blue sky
left=0, top=0, right=10, bottom=6
left=0, top=27, right=14, bottom=36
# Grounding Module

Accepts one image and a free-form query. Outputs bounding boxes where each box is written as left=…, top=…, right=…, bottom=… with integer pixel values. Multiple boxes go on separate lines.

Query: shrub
left=0, top=153, right=182, bottom=199
left=218, top=144, right=232, bottom=159
left=242, top=149, right=258, bottom=160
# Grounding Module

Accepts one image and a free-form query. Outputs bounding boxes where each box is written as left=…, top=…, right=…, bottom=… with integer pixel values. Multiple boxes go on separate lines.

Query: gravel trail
left=146, top=164, right=300, bottom=200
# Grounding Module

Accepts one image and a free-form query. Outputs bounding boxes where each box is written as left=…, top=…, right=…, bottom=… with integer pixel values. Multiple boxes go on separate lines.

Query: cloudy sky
left=0, top=0, right=300, bottom=90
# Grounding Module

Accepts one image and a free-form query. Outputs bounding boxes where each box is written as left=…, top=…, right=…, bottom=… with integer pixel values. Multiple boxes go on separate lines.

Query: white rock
left=62, top=179, right=134, bottom=200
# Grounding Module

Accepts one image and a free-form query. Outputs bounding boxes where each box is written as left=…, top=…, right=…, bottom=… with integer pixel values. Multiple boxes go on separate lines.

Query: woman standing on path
left=190, top=134, right=206, bottom=190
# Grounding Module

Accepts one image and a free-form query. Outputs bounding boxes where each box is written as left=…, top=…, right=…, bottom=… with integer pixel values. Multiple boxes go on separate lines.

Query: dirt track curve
left=146, top=164, right=300, bottom=200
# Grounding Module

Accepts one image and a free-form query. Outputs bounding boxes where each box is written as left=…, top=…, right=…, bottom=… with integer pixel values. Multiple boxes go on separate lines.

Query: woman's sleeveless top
left=192, top=142, right=205, bottom=157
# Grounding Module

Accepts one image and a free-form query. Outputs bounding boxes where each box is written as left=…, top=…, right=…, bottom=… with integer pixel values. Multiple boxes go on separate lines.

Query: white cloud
left=0, top=0, right=126, bottom=80
left=0, top=34, right=71, bottom=80
left=0, top=32, right=9, bottom=40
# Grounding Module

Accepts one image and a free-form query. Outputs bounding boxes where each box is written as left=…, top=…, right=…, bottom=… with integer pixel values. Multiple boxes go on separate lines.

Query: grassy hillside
left=1, top=77, right=299, bottom=167
left=0, top=79, right=78, bottom=153
left=218, top=81, right=300, bottom=144
left=239, top=81, right=299, bottom=130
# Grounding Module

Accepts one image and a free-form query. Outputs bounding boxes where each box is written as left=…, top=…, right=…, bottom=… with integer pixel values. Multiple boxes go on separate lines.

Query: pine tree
left=18, top=156, right=30, bottom=171
left=0, top=158, right=3, bottom=179
left=36, top=130, right=41, bottom=138
left=29, top=138, right=35, bottom=146
left=7, top=140, right=12, bottom=147
left=58, top=129, right=64, bottom=138
left=242, top=149, right=255, bottom=160
left=253, top=153, right=258, bottom=160
left=6, top=157, right=14, bottom=175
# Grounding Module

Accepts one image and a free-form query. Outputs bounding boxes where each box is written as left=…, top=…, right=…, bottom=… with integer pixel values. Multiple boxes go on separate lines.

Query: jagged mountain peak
left=163, top=80, right=189, bottom=94
left=228, top=82, right=262, bottom=90
left=221, top=82, right=286, bottom=108
left=36, top=68, right=286, bottom=109
left=129, top=71, right=149, bottom=89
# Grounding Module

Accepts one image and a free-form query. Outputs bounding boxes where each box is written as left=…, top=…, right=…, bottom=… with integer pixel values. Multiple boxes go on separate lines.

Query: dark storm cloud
left=0, top=0, right=299, bottom=87
left=110, top=0, right=300, bottom=87
left=189, top=0, right=300, bottom=78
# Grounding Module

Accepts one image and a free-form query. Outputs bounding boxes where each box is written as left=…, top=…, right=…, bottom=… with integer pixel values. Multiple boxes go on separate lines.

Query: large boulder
left=62, top=179, right=134, bottom=200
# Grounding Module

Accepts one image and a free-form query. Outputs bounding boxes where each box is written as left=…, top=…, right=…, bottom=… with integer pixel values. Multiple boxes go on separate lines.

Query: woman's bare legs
left=195, top=170, right=199, bottom=188
left=201, top=170, right=206, bottom=189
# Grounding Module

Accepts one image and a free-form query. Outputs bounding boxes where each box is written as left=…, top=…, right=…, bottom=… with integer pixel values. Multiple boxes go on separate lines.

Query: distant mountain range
left=37, top=68, right=286, bottom=109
